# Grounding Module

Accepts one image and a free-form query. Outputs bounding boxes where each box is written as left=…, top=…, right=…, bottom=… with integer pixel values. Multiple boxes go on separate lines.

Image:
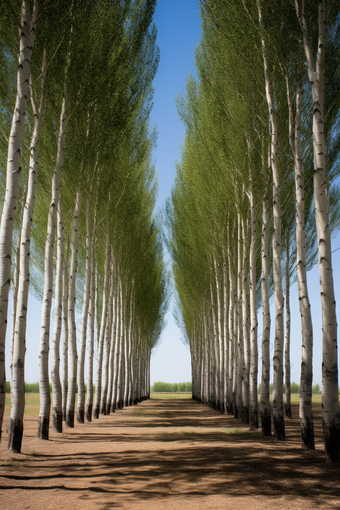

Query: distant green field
left=150, top=392, right=192, bottom=399
left=257, top=393, right=323, bottom=404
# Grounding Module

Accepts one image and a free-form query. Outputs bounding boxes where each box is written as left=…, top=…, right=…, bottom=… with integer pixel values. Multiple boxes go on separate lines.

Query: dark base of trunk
left=261, top=410, right=271, bottom=436
left=66, top=410, right=74, bottom=428
left=117, top=401, right=123, bottom=410
left=37, top=416, right=49, bottom=440
left=100, top=404, right=107, bottom=416
left=226, top=401, right=233, bottom=415
left=133, top=399, right=138, bottom=406
left=233, top=404, right=239, bottom=419
left=8, top=418, right=23, bottom=453
left=243, top=406, right=249, bottom=424
left=62, top=410, right=66, bottom=422
left=285, top=404, right=291, bottom=418
left=125, top=400, right=129, bottom=407
left=93, top=405, right=99, bottom=419
left=249, top=408, right=258, bottom=430
left=77, top=408, right=84, bottom=424
left=323, top=420, right=340, bottom=462
left=219, top=403, right=225, bottom=414
left=53, top=411, right=63, bottom=433
left=301, top=416, right=315, bottom=450
left=106, top=403, right=111, bottom=415
left=273, top=413, right=285, bottom=440
left=111, top=403, right=116, bottom=412
left=85, top=404, right=92, bottom=422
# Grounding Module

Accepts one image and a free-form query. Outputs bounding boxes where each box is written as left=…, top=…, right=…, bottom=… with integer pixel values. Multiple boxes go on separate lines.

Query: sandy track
left=0, top=399, right=339, bottom=509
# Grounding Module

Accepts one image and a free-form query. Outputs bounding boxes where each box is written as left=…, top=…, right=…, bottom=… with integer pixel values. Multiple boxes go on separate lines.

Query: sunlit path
left=0, top=399, right=339, bottom=510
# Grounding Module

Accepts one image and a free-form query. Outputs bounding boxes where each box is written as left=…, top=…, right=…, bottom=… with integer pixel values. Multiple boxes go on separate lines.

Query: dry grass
left=150, top=392, right=192, bottom=399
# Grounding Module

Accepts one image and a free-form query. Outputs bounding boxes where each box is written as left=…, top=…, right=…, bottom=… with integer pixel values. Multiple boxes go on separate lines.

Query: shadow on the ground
left=0, top=399, right=338, bottom=509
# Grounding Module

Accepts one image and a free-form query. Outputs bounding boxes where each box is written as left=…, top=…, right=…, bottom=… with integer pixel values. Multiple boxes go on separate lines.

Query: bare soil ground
left=0, top=398, right=340, bottom=510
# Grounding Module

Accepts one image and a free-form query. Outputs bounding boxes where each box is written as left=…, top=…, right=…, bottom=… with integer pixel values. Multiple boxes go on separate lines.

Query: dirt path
left=0, top=399, right=339, bottom=509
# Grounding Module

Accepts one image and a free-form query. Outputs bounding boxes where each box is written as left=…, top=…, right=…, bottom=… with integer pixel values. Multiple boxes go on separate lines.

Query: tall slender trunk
left=62, top=243, right=69, bottom=421
left=38, top=66, right=68, bottom=441
left=290, top=73, right=315, bottom=450
left=284, top=242, right=291, bottom=418
left=106, top=273, right=117, bottom=414
left=100, top=256, right=114, bottom=415
left=249, top=183, right=258, bottom=430
left=227, top=242, right=234, bottom=414
left=261, top=187, right=271, bottom=436
left=236, top=216, right=243, bottom=420
left=66, top=189, right=82, bottom=428
left=77, top=196, right=92, bottom=424
left=93, top=232, right=110, bottom=418
left=257, top=0, right=285, bottom=440
left=51, top=195, right=64, bottom=433
left=295, top=0, right=337, bottom=461
left=222, top=248, right=229, bottom=413
left=8, top=40, right=46, bottom=452
left=242, top=216, right=250, bottom=425
left=85, top=234, right=96, bottom=422
left=111, top=275, right=121, bottom=411
left=115, top=277, right=124, bottom=409
left=0, top=1, right=38, bottom=443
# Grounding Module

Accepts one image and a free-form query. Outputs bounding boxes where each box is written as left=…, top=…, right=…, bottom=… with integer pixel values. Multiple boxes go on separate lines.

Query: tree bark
left=0, top=0, right=38, bottom=444
left=65, top=189, right=82, bottom=428
left=295, top=0, right=337, bottom=462
left=77, top=196, right=92, bottom=424
left=38, top=66, right=68, bottom=441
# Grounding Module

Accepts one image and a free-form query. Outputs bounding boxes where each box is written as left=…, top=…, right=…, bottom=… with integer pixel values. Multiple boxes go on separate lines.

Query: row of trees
left=167, top=0, right=340, bottom=462
left=0, top=0, right=167, bottom=454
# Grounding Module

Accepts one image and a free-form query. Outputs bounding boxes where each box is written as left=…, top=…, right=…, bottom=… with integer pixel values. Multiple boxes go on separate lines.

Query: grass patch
left=227, top=428, right=262, bottom=437
left=150, top=393, right=192, bottom=399
left=258, top=393, right=324, bottom=404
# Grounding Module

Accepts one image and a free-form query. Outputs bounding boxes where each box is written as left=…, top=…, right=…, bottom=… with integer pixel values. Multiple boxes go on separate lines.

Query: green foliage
left=25, top=382, right=40, bottom=393
left=151, top=381, right=192, bottom=392
left=258, top=382, right=307, bottom=394
left=291, top=381, right=300, bottom=394
left=312, top=384, right=321, bottom=394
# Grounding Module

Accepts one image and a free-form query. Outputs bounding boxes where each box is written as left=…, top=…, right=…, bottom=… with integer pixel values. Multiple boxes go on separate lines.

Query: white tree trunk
left=222, top=249, right=229, bottom=413
left=8, top=41, right=46, bottom=452
left=295, top=0, right=338, bottom=462
left=241, top=216, right=250, bottom=425
left=284, top=243, right=291, bottom=418
left=289, top=74, right=315, bottom=449
left=77, top=196, right=92, bottom=423
left=0, top=0, right=38, bottom=444
left=249, top=184, right=258, bottom=430
left=257, top=0, right=285, bottom=440
left=261, top=183, right=271, bottom=436
left=65, top=189, right=82, bottom=428
left=213, top=255, right=224, bottom=412
left=85, top=234, right=96, bottom=422
left=51, top=195, right=64, bottom=433
left=100, top=254, right=114, bottom=415
left=106, top=269, right=117, bottom=414
left=236, top=216, right=243, bottom=420
left=62, top=246, right=69, bottom=421
left=93, top=232, right=110, bottom=419
left=38, top=67, right=67, bottom=441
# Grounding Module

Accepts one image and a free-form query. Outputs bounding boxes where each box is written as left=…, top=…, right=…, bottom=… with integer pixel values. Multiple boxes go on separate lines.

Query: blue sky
left=148, top=0, right=340, bottom=387
left=149, top=0, right=202, bottom=384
